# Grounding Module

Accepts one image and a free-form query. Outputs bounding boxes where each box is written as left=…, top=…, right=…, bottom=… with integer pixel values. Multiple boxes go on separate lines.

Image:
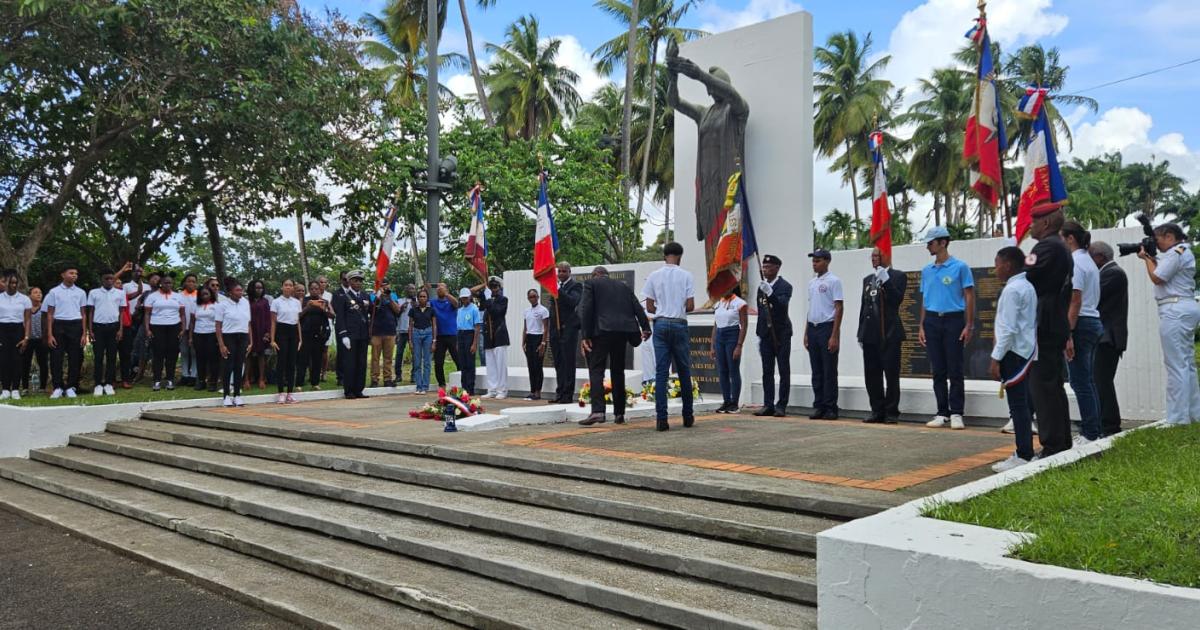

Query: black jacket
left=334, top=289, right=372, bottom=342
left=1025, top=234, right=1074, bottom=350
left=578, top=276, right=650, bottom=346
left=1097, top=260, right=1128, bottom=353
left=548, top=278, right=583, bottom=334
left=857, top=268, right=907, bottom=345
left=756, top=277, right=793, bottom=340
left=480, top=293, right=510, bottom=349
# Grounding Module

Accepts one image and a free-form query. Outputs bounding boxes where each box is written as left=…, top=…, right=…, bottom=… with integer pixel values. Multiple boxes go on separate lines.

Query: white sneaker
left=1001, top=418, right=1014, bottom=434
left=66, top=388, right=77, bottom=398
left=275, top=393, right=286, bottom=404
left=234, top=396, right=245, bottom=407
left=496, top=393, right=507, bottom=400
left=94, top=385, right=104, bottom=396
left=483, top=392, right=497, bottom=399
left=10, top=390, right=19, bottom=401
left=104, top=384, right=115, bottom=396
left=1072, top=435, right=1095, bottom=447
left=992, top=453, right=1030, bottom=473
left=926, top=415, right=950, bottom=428
left=50, top=388, right=63, bottom=399
left=0, top=390, right=9, bottom=400
left=223, top=396, right=235, bottom=407
left=950, top=414, right=965, bottom=430
left=152, top=381, right=161, bottom=392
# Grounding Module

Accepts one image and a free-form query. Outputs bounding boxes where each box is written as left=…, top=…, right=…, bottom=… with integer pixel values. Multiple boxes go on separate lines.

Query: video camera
left=1117, top=213, right=1157, bottom=257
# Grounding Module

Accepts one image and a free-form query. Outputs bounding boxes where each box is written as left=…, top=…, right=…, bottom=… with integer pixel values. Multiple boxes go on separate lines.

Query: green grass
left=7, top=371, right=343, bottom=408
left=924, top=423, right=1200, bottom=588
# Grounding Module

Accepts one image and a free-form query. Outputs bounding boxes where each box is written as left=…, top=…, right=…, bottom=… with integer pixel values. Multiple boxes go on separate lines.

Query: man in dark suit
left=754, top=254, right=794, bottom=417
left=858, top=247, right=908, bottom=423
left=547, top=262, right=583, bottom=404
left=1025, top=207, right=1074, bottom=457
left=577, top=267, right=651, bottom=425
left=331, top=271, right=349, bottom=386
left=1089, top=241, right=1128, bottom=437
left=335, top=269, right=372, bottom=399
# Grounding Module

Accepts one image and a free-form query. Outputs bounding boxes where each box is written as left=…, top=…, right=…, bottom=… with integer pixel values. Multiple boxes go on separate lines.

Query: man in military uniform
left=754, top=254, right=793, bottom=417
left=1025, top=207, right=1074, bottom=456
left=858, top=248, right=908, bottom=423
left=1138, top=223, right=1200, bottom=426
left=335, top=270, right=372, bottom=399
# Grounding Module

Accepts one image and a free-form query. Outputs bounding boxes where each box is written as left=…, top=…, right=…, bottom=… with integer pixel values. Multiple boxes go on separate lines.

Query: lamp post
left=424, top=0, right=441, bottom=284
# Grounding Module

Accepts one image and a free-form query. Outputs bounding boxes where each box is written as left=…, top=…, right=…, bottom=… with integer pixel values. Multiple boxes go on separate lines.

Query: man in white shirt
left=804, top=249, right=844, bottom=420
left=86, top=269, right=127, bottom=396
left=1061, top=220, right=1104, bottom=443
left=44, top=264, right=88, bottom=398
left=643, top=242, right=696, bottom=431
left=990, top=246, right=1038, bottom=472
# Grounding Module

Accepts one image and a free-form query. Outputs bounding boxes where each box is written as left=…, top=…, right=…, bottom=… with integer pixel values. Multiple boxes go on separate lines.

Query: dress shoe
left=773, top=408, right=787, bottom=418
left=358, top=393, right=370, bottom=399
left=683, top=416, right=695, bottom=428
left=578, top=413, right=606, bottom=426
left=613, top=415, right=626, bottom=425
left=821, top=409, right=838, bottom=420
left=863, top=415, right=885, bottom=424
left=753, top=406, right=776, bottom=417
left=655, top=424, right=670, bottom=432
left=807, top=409, right=823, bottom=419
left=884, top=416, right=900, bottom=424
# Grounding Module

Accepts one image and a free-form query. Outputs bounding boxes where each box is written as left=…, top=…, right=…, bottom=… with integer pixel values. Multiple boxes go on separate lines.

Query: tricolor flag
left=705, top=171, right=759, bottom=301
left=962, top=21, right=1007, bottom=207
left=1017, top=85, right=1048, bottom=119
left=1015, top=95, right=1067, bottom=243
left=532, top=171, right=560, bottom=297
left=868, top=130, right=892, bottom=261
left=374, top=205, right=400, bottom=291
left=464, top=185, right=488, bottom=280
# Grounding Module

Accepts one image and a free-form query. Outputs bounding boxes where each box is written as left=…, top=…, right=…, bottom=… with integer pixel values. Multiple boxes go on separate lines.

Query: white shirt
left=143, top=291, right=185, bottom=326
left=124, top=281, right=147, bottom=300
left=714, top=296, right=746, bottom=329
left=216, top=298, right=252, bottom=334
left=192, top=303, right=218, bottom=334
left=642, top=264, right=695, bottom=320
left=992, top=272, right=1037, bottom=362
left=1153, top=244, right=1197, bottom=301
left=180, top=291, right=197, bottom=324
left=44, top=284, right=87, bottom=321
left=0, top=291, right=32, bottom=324
left=87, top=287, right=127, bottom=325
left=1071, top=248, right=1101, bottom=319
left=271, top=296, right=302, bottom=326
left=807, top=272, right=844, bottom=324
left=523, top=304, right=550, bottom=334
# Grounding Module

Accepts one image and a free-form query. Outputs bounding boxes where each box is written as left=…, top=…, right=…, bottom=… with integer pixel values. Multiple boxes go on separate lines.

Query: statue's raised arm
left=666, top=40, right=703, bottom=122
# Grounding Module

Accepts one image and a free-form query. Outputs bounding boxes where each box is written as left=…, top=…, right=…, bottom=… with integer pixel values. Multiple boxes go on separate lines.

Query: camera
left=1117, top=213, right=1156, bottom=257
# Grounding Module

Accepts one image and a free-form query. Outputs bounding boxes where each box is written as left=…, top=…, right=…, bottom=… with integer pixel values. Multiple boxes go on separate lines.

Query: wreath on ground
left=641, top=377, right=701, bottom=401
left=578, top=380, right=638, bottom=407
left=409, top=386, right=483, bottom=419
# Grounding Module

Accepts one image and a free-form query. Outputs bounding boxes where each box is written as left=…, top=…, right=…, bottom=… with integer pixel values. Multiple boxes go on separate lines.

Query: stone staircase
left=0, top=410, right=866, bottom=629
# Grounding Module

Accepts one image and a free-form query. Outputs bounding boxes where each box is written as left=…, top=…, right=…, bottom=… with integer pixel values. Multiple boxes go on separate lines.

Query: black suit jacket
left=1097, top=261, right=1128, bottom=353
left=579, top=276, right=650, bottom=346
left=857, top=268, right=908, bottom=346
left=1026, top=234, right=1074, bottom=350
left=549, top=278, right=583, bottom=334
left=756, top=277, right=793, bottom=340
left=480, top=293, right=510, bottom=349
left=334, top=289, right=372, bottom=342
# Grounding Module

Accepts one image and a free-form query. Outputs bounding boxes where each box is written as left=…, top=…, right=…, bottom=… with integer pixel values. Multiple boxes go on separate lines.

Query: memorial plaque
left=688, top=324, right=722, bottom=394
left=542, top=269, right=637, bottom=369
left=897, top=266, right=1003, bottom=380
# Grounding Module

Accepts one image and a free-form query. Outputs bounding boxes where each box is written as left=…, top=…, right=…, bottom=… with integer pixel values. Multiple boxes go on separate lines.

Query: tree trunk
left=409, top=213, right=424, bottom=286
left=844, top=138, right=861, bottom=235
left=945, top=189, right=956, bottom=226
left=933, top=193, right=942, bottom=226
left=619, top=0, right=640, bottom=202
left=459, top=0, right=494, bottom=126
left=296, top=205, right=310, bottom=288
left=664, top=192, right=671, bottom=241
left=202, top=199, right=227, bottom=283
left=635, top=43, right=658, bottom=219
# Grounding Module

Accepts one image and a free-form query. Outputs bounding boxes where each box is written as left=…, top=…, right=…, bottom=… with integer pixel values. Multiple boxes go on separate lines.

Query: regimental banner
left=898, top=266, right=1004, bottom=380
left=687, top=324, right=722, bottom=395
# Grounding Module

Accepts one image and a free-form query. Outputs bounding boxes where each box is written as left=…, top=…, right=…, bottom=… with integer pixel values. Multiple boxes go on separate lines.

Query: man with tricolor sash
left=990, top=246, right=1038, bottom=472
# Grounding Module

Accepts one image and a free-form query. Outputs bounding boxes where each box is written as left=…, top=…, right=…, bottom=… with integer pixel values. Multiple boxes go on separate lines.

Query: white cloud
left=1065, top=106, right=1200, bottom=192
left=698, top=0, right=804, bottom=33
left=443, top=34, right=605, bottom=103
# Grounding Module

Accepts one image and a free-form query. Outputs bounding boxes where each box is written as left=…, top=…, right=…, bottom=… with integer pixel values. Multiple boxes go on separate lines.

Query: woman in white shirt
left=710, top=287, right=748, bottom=413
left=216, top=279, right=252, bottom=407
left=0, top=270, right=33, bottom=399
left=270, top=279, right=303, bottom=404
left=142, top=274, right=186, bottom=391
left=521, top=289, right=551, bottom=400
left=189, top=286, right=221, bottom=392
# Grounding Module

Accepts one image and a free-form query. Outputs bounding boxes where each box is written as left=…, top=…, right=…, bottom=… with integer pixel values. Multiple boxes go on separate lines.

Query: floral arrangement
left=641, top=377, right=701, bottom=401
left=409, top=386, right=483, bottom=420
left=577, top=379, right=638, bottom=407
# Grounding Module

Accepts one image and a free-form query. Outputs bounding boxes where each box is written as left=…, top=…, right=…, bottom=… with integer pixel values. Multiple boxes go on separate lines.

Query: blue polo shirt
left=456, top=303, right=482, bottom=332
left=921, top=256, right=974, bottom=313
left=431, top=297, right=457, bottom=335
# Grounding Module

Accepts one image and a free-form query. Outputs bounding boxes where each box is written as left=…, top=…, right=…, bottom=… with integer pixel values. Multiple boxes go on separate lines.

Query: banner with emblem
left=1015, top=86, right=1067, bottom=243
left=962, top=13, right=1007, bottom=207
left=374, top=205, right=399, bottom=292
left=532, top=170, right=560, bottom=298
left=464, top=184, right=488, bottom=281
left=868, top=129, right=892, bottom=261
left=706, top=171, right=759, bottom=301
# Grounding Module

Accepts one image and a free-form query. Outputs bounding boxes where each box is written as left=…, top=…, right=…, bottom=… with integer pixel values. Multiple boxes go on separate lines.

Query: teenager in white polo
left=87, top=269, right=127, bottom=396
left=44, top=264, right=88, bottom=398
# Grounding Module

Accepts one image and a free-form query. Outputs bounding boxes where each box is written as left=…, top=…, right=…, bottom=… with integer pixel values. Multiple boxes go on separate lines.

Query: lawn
left=925, top=423, right=1200, bottom=588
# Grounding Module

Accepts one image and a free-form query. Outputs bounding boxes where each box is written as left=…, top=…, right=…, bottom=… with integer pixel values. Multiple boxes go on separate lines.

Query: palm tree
left=630, top=68, right=676, bottom=233
left=575, top=82, right=625, bottom=137
left=821, top=209, right=855, bottom=250
left=814, top=31, right=893, bottom=229
left=458, top=0, right=497, bottom=125
left=484, top=15, right=582, bottom=140
left=1125, top=158, right=1185, bottom=216
left=1003, top=44, right=1097, bottom=151
left=361, top=10, right=467, bottom=110
left=901, top=67, right=973, bottom=225
left=1158, top=188, right=1200, bottom=233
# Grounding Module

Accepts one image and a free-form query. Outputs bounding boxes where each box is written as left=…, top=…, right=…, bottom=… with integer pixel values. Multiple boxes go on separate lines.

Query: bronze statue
left=666, top=40, right=749, bottom=256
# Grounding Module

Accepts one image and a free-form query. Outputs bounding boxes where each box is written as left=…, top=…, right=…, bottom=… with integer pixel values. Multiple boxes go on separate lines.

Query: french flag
left=374, top=206, right=399, bottom=291
left=532, top=171, right=560, bottom=297
left=1017, top=85, right=1048, bottom=119
left=964, top=17, right=986, bottom=43
left=869, top=130, right=892, bottom=260
left=962, top=25, right=1007, bottom=207
left=1015, top=105, right=1068, bottom=242
left=464, top=185, right=488, bottom=280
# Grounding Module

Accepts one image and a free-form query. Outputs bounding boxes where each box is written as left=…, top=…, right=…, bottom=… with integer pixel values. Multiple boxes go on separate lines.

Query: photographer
left=1137, top=223, right=1200, bottom=426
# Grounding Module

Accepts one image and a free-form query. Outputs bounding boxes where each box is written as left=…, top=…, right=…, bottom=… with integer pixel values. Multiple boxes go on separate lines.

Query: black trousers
left=553, top=326, right=580, bottom=402
left=863, top=337, right=902, bottom=419
left=193, top=333, right=220, bottom=386
left=1095, top=342, right=1123, bottom=436
left=456, top=331, right=476, bottom=394
left=806, top=322, right=839, bottom=413
left=1031, top=340, right=1071, bottom=456
left=434, top=334, right=459, bottom=387
left=525, top=333, right=545, bottom=393
left=0, top=322, right=23, bottom=390
left=91, top=322, right=119, bottom=387
left=118, top=325, right=135, bottom=382
left=586, top=333, right=628, bottom=415
left=150, top=323, right=180, bottom=383
left=342, top=336, right=368, bottom=397
left=760, top=335, right=792, bottom=409
left=21, top=339, right=48, bottom=390
left=222, top=333, right=248, bottom=397
left=299, top=330, right=326, bottom=387
left=50, top=319, right=83, bottom=391
left=275, top=324, right=298, bottom=393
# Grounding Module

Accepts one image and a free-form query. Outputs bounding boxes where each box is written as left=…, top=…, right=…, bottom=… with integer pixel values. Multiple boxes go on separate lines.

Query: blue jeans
left=653, top=320, right=693, bottom=423
left=715, top=326, right=742, bottom=406
left=1068, top=316, right=1104, bottom=439
left=1001, top=352, right=1036, bottom=460
left=411, top=328, right=432, bottom=391
left=923, top=313, right=965, bottom=416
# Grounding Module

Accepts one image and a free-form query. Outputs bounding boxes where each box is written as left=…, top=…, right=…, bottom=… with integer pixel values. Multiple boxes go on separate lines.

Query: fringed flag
left=532, top=171, right=560, bottom=297
left=464, top=185, right=488, bottom=281
left=868, top=130, right=892, bottom=262
left=705, top=172, right=759, bottom=301
left=963, top=19, right=1007, bottom=207
left=1015, top=88, right=1067, bottom=243
left=374, top=205, right=400, bottom=291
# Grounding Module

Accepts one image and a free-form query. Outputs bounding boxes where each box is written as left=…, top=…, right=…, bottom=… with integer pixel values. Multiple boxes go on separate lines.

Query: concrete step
left=24, top=446, right=817, bottom=629
left=0, top=475, right=456, bottom=630
left=0, top=459, right=657, bottom=630
left=71, top=431, right=814, bottom=603
left=140, top=410, right=885, bottom=519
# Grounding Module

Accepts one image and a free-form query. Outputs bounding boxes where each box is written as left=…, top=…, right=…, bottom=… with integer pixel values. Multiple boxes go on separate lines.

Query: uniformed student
left=1138, top=222, right=1200, bottom=426
left=1025, top=207, right=1074, bottom=457
left=216, top=279, right=252, bottom=407
left=86, top=269, right=127, bottom=396
left=44, top=264, right=88, bottom=399
left=989, top=247, right=1038, bottom=472
left=858, top=247, right=907, bottom=424
left=754, top=254, right=793, bottom=418
left=804, top=249, right=843, bottom=420
left=0, top=270, right=32, bottom=400
left=335, top=270, right=372, bottom=399
left=455, top=287, right=483, bottom=396
left=918, top=226, right=976, bottom=429
left=270, top=279, right=303, bottom=404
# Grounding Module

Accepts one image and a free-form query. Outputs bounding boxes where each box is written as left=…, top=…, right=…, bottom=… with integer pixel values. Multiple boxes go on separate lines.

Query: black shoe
left=807, top=409, right=823, bottom=419
left=884, top=416, right=900, bottom=424
left=715, top=403, right=729, bottom=414
left=683, top=416, right=695, bottom=428
left=384, top=380, right=396, bottom=388
left=726, top=404, right=741, bottom=414
left=821, top=409, right=838, bottom=420
left=578, top=413, right=606, bottom=426
left=613, top=415, right=626, bottom=425
left=773, top=408, right=787, bottom=418
left=358, top=393, right=370, bottom=399
left=370, top=380, right=380, bottom=388
left=655, top=423, right=670, bottom=432
left=753, top=406, right=776, bottom=417
left=207, top=383, right=218, bottom=392
left=194, top=381, right=206, bottom=391
left=863, top=415, right=885, bottom=424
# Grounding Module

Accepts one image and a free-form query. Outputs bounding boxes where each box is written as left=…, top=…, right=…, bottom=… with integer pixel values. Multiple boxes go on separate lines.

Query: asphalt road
left=0, top=509, right=296, bottom=630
